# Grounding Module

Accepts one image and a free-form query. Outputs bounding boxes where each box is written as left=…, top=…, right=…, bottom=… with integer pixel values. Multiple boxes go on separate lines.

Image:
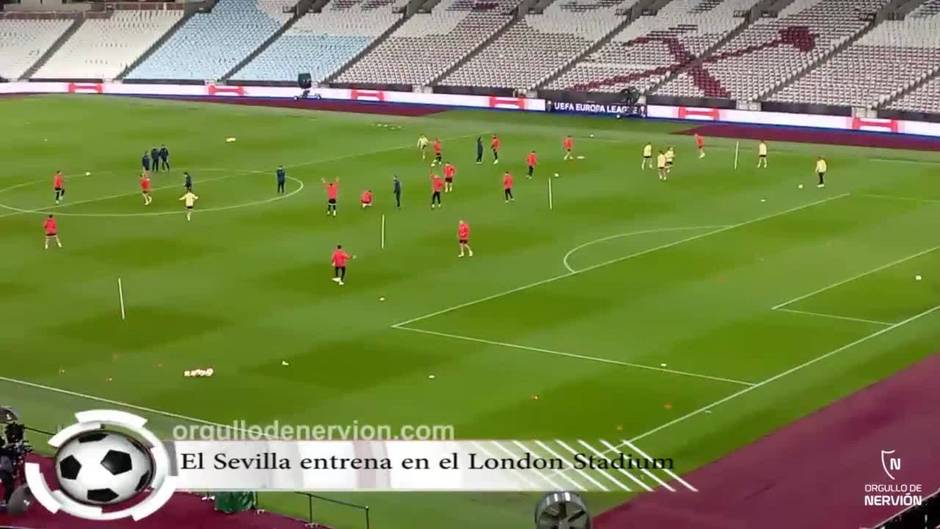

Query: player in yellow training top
left=757, top=141, right=768, bottom=168
left=641, top=143, right=653, bottom=169
left=179, top=190, right=199, bottom=221
left=657, top=151, right=668, bottom=181
left=665, top=146, right=675, bottom=174
left=417, top=135, right=429, bottom=159
left=815, top=157, right=827, bottom=188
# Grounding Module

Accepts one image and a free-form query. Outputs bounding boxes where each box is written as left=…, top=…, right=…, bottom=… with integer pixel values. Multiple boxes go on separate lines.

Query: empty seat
left=35, top=10, right=183, bottom=79
left=336, top=0, right=522, bottom=86
left=0, top=18, right=72, bottom=79
left=233, top=0, right=406, bottom=82
left=656, top=0, right=890, bottom=101
left=548, top=0, right=759, bottom=94
left=127, top=0, right=293, bottom=80
left=441, top=0, right=636, bottom=90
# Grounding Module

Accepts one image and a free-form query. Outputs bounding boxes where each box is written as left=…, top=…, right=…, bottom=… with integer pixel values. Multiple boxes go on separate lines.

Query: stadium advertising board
left=3, top=82, right=940, bottom=138
left=551, top=101, right=637, bottom=115
left=0, top=82, right=547, bottom=112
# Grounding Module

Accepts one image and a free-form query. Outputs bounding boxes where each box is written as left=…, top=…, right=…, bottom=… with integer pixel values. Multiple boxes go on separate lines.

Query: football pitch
left=1, top=95, right=939, bottom=528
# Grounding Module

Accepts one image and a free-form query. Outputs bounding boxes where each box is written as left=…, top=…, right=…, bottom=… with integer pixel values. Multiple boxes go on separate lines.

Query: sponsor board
left=0, top=82, right=547, bottom=112
left=551, top=101, right=640, bottom=115
left=3, top=82, right=940, bottom=138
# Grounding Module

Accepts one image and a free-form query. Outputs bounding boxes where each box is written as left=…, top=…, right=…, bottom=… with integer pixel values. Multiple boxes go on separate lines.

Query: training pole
left=734, top=141, right=740, bottom=170
left=548, top=177, right=554, bottom=210
left=381, top=214, right=386, bottom=249
left=117, top=278, right=126, bottom=321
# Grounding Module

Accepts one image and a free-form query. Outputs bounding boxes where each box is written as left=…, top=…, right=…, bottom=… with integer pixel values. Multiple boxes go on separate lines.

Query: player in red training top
left=432, top=138, right=443, bottom=166
left=563, top=135, right=574, bottom=160
left=43, top=214, right=62, bottom=250
left=443, top=162, right=456, bottom=192
left=330, top=244, right=351, bottom=286
left=695, top=133, right=705, bottom=158
left=53, top=171, right=65, bottom=204
left=526, top=150, right=538, bottom=179
left=429, top=172, right=444, bottom=209
left=490, top=135, right=501, bottom=165
left=502, top=171, right=514, bottom=203
left=360, top=189, right=373, bottom=209
left=457, top=220, right=473, bottom=258
left=322, top=177, right=339, bottom=216
left=140, top=173, right=153, bottom=206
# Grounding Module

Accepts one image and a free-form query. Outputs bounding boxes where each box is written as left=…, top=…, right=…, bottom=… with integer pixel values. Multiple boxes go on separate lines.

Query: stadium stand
left=334, top=0, right=521, bottom=87
left=546, top=0, right=758, bottom=94
left=771, top=5, right=940, bottom=108
left=33, top=10, right=184, bottom=80
left=656, top=0, right=890, bottom=100
left=0, top=17, right=73, bottom=80
left=440, top=0, right=636, bottom=91
left=127, top=0, right=294, bottom=80
left=887, top=75, right=940, bottom=114
left=233, top=0, right=406, bottom=82
left=911, top=0, right=940, bottom=17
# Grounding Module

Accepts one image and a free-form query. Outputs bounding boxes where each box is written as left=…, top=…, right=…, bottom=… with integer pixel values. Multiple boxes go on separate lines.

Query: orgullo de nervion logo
left=25, top=410, right=177, bottom=521
left=864, top=448, right=923, bottom=508
left=880, top=449, right=900, bottom=481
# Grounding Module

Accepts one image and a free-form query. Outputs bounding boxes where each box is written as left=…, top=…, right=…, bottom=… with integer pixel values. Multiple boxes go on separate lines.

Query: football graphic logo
left=25, top=409, right=177, bottom=521
left=55, top=430, right=154, bottom=505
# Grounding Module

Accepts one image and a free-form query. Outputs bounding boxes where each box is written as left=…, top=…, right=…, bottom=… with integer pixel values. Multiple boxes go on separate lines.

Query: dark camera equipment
left=0, top=407, right=33, bottom=516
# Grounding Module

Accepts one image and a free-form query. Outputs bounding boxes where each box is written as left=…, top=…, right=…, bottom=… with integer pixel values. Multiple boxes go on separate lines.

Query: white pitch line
left=393, top=193, right=850, bottom=328
left=562, top=226, right=730, bottom=273
left=0, top=176, right=305, bottom=218
left=0, top=170, right=248, bottom=219
left=596, top=439, right=674, bottom=492
left=0, top=375, right=228, bottom=428
left=577, top=440, right=652, bottom=492
left=772, top=243, right=940, bottom=310
left=624, top=303, right=940, bottom=444
left=394, top=325, right=755, bottom=386
left=773, top=307, right=894, bottom=327
left=615, top=438, right=697, bottom=492
left=0, top=133, right=477, bottom=220
left=554, top=440, right=632, bottom=492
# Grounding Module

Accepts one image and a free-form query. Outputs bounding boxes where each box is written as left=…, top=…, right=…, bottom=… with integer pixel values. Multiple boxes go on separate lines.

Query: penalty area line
left=773, top=307, right=894, bottom=327
left=620, top=303, right=940, bottom=445
left=771, top=243, right=940, bottom=310
left=393, top=193, right=849, bottom=328
left=393, top=325, right=756, bottom=387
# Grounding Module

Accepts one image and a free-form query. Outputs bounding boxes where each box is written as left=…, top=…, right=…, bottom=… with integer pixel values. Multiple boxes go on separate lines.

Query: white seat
left=0, top=18, right=73, bottom=79
left=35, top=11, right=183, bottom=79
left=127, top=0, right=293, bottom=80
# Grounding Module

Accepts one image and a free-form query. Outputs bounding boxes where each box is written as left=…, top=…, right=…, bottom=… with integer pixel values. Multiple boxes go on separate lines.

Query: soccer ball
left=55, top=430, right=154, bottom=505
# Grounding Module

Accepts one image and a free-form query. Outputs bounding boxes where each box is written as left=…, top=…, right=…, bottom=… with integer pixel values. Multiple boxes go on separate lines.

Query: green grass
left=1, top=95, right=939, bottom=528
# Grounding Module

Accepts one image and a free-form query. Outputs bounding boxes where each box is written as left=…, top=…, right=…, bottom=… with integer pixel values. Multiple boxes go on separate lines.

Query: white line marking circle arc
left=0, top=176, right=304, bottom=218
left=562, top=226, right=730, bottom=273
